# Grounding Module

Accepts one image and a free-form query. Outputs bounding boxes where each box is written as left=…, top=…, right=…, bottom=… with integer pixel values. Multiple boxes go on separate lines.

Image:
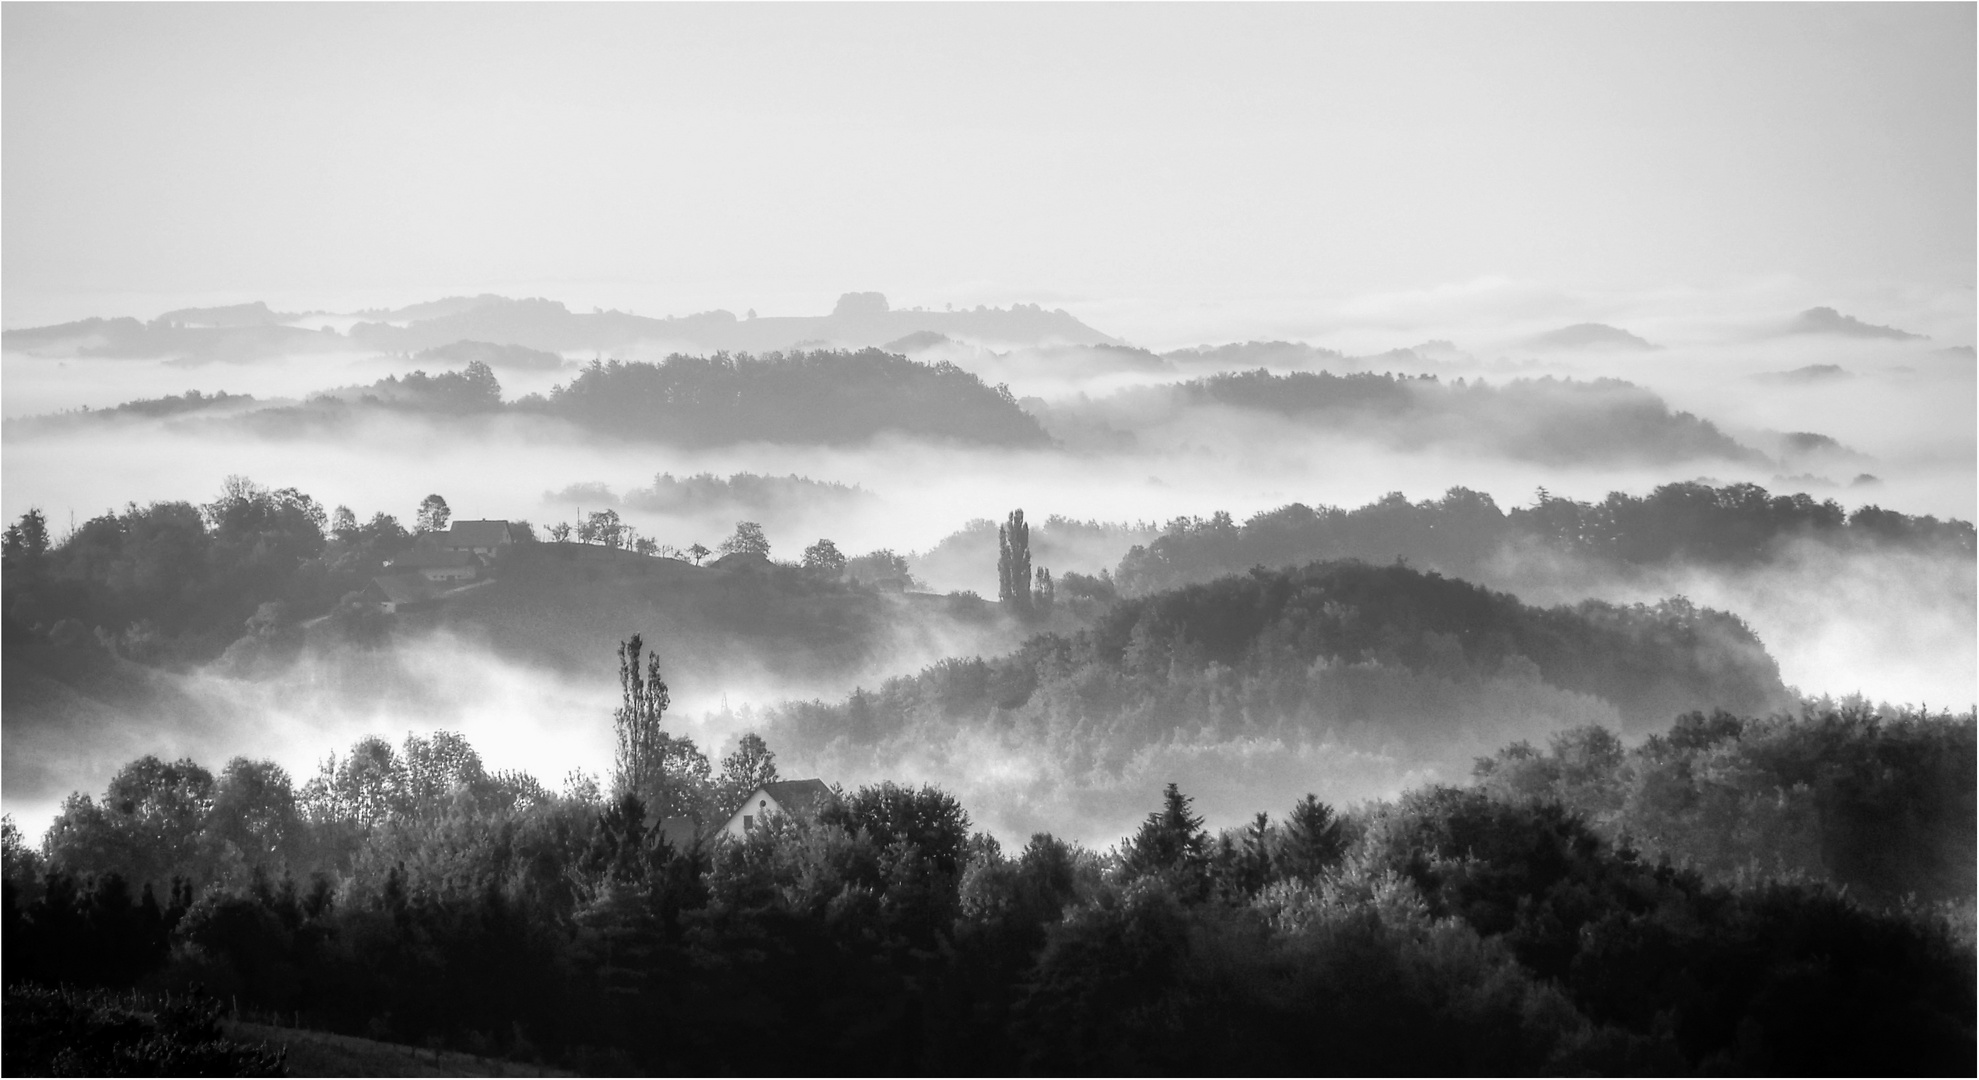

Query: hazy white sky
left=5, top=3, right=1973, bottom=335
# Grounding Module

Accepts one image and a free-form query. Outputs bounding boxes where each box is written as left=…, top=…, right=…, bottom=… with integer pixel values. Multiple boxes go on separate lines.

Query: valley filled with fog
left=5, top=290, right=1972, bottom=845
left=8, top=7, right=1976, bottom=1072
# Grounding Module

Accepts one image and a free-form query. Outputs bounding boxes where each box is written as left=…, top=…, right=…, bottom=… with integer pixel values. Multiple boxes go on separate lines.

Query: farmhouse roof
left=444, top=520, right=514, bottom=547
left=708, top=550, right=772, bottom=572
left=759, top=779, right=833, bottom=818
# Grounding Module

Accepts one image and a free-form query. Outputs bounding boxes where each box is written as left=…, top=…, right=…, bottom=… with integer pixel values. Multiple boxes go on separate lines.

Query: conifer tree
left=1277, top=794, right=1347, bottom=880
left=1122, top=782, right=1208, bottom=888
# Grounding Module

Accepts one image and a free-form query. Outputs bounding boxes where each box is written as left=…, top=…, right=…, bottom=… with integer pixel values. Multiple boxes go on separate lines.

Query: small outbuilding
left=363, top=572, right=441, bottom=613
left=707, top=550, right=773, bottom=574
left=385, top=546, right=483, bottom=583
left=723, top=778, right=833, bottom=839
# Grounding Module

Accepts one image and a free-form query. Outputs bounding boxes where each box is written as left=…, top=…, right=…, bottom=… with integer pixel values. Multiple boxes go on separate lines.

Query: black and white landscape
left=3, top=5, right=1973, bottom=1076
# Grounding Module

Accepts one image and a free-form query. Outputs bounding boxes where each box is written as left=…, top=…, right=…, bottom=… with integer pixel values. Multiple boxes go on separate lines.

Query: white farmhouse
left=724, top=779, right=833, bottom=839
left=440, top=519, right=516, bottom=556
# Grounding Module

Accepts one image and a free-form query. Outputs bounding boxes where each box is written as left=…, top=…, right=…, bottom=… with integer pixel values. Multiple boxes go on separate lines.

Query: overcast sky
left=5, top=3, right=1973, bottom=338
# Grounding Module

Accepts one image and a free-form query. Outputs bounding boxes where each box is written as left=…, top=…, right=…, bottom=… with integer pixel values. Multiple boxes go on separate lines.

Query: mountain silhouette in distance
left=1522, top=323, right=1658, bottom=351
left=1787, top=306, right=1925, bottom=340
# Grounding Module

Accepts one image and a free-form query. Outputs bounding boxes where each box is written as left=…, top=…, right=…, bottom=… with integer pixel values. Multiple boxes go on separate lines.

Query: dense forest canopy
left=758, top=558, right=1791, bottom=836
left=1116, top=481, right=1977, bottom=596
left=533, top=349, right=1049, bottom=446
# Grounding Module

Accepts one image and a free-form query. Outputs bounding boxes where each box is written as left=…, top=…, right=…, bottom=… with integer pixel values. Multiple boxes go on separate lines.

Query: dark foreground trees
left=6, top=697, right=1973, bottom=1075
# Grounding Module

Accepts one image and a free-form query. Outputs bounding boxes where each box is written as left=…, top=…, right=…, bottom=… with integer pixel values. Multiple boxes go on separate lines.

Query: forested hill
left=1077, top=560, right=1786, bottom=725
left=1116, top=482, right=1978, bottom=596
left=767, top=559, right=1790, bottom=783
left=1178, top=370, right=1761, bottom=465
left=531, top=349, right=1050, bottom=446
left=7, top=350, right=1054, bottom=448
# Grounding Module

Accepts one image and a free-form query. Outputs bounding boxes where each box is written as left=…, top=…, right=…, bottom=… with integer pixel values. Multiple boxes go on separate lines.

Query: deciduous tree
left=719, top=521, right=770, bottom=558
left=416, top=494, right=451, bottom=534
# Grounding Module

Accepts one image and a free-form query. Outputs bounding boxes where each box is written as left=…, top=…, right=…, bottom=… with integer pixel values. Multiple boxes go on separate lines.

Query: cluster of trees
left=6, top=692, right=1971, bottom=1073
left=348, top=361, right=504, bottom=413
left=1, top=479, right=427, bottom=673
left=544, top=508, right=662, bottom=555
left=1474, top=704, right=1976, bottom=907
left=1174, top=370, right=1761, bottom=465
left=222, top=364, right=508, bottom=434
left=534, top=515, right=920, bottom=591
left=995, top=509, right=1055, bottom=617
left=1116, top=481, right=1977, bottom=596
left=0, top=480, right=539, bottom=682
left=531, top=349, right=1050, bottom=446
left=910, top=513, right=1152, bottom=608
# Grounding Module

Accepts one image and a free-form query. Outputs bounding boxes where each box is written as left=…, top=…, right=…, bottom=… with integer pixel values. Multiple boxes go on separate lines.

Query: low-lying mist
left=4, top=292, right=1972, bottom=848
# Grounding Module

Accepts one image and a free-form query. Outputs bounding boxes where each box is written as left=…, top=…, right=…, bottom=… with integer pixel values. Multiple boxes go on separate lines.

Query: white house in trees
left=724, top=779, right=833, bottom=839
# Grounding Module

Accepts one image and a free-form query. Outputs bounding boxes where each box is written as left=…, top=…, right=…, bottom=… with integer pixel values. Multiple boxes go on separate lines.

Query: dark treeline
left=530, top=349, right=1049, bottom=446
left=5, top=697, right=1972, bottom=1074
left=1178, top=369, right=1760, bottom=465
left=1117, top=481, right=1977, bottom=596
left=2, top=478, right=416, bottom=671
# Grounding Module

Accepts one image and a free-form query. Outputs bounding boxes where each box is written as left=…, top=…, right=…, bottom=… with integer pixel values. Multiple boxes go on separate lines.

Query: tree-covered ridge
left=1177, top=369, right=1761, bottom=464
left=620, top=471, right=872, bottom=514
left=1117, top=481, right=1977, bottom=595
left=769, top=559, right=1785, bottom=754
left=5, top=702, right=1971, bottom=1075
left=1, top=389, right=262, bottom=434
left=531, top=348, right=1050, bottom=446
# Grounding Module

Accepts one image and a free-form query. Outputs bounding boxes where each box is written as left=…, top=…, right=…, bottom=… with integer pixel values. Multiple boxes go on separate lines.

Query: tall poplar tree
left=610, top=635, right=711, bottom=821
left=998, top=509, right=1032, bottom=613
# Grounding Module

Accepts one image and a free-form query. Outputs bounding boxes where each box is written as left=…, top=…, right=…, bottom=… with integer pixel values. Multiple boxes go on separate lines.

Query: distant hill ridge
left=1788, top=307, right=1924, bottom=340
left=2, top=291, right=1120, bottom=362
